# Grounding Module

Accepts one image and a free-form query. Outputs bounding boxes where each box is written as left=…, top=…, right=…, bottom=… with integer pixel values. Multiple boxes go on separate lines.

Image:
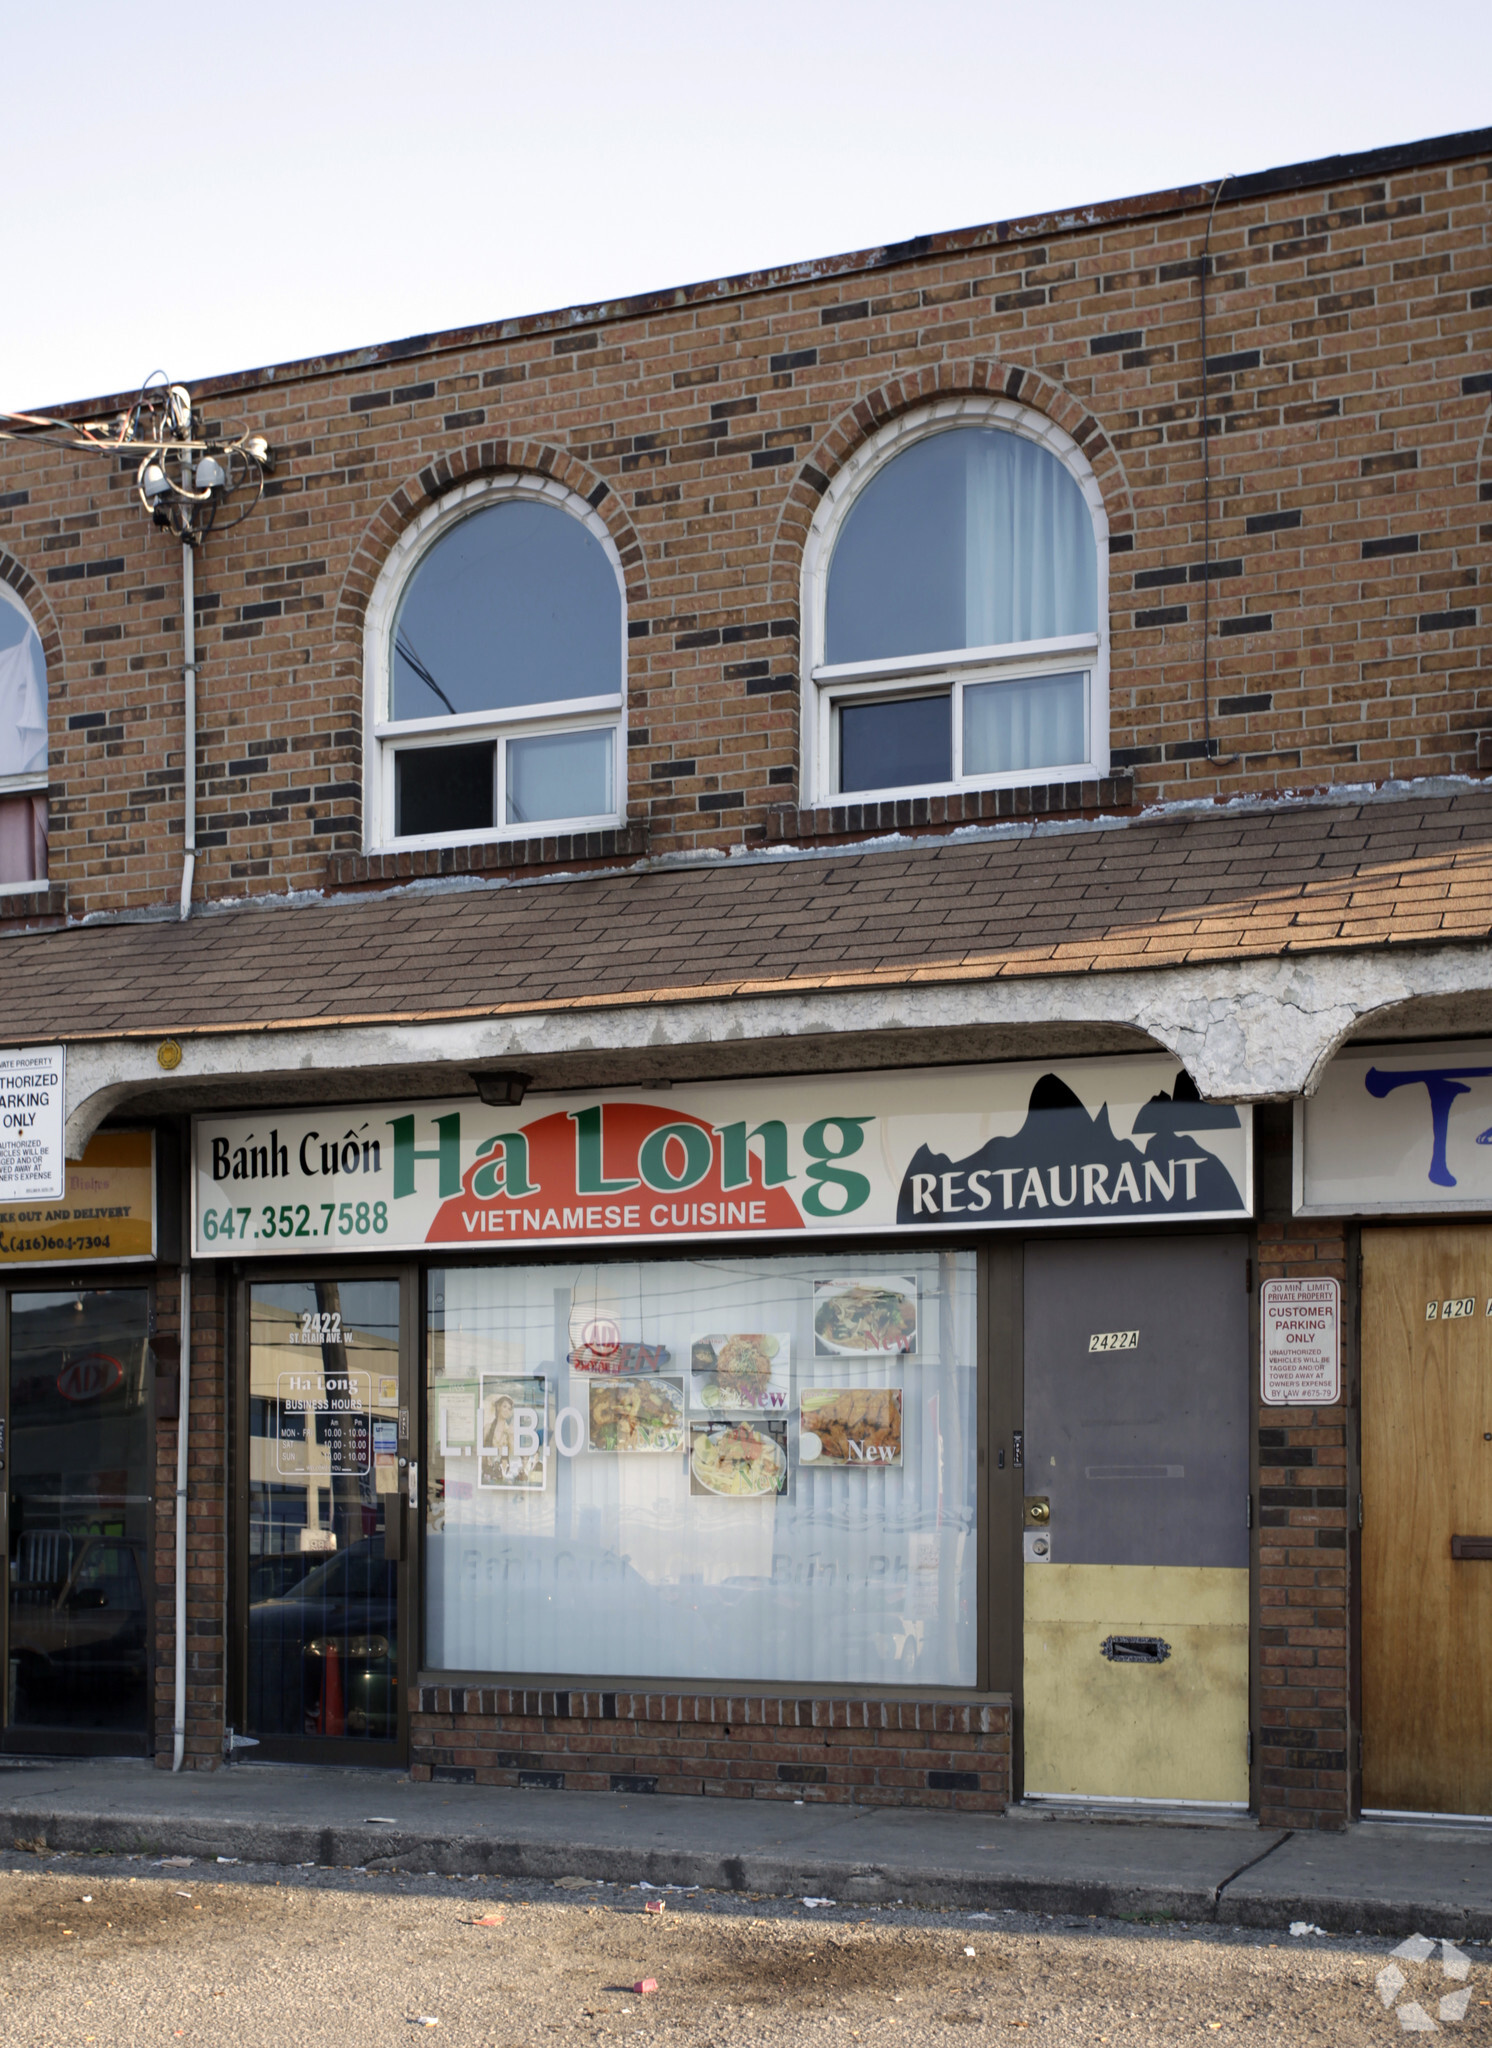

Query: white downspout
left=171, top=1265, right=192, bottom=1771
left=178, top=536, right=196, bottom=921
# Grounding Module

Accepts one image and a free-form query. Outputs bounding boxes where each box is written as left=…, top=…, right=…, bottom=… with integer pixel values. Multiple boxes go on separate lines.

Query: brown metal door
left=1362, top=1225, right=1492, bottom=1815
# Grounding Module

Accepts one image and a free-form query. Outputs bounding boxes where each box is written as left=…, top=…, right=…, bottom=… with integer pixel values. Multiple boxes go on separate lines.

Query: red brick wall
left=1255, top=1222, right=1351, bottom=1829
left=410, top=1689, right=1010, bottom=1810
left=1, top=142, right=1489, bottom=925
left=151, top=1267, right=228, bottom=1769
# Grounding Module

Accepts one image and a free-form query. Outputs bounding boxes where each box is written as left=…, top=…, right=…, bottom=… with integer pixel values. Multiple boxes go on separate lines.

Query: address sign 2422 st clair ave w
left=191, top=1057, right=1252, bottom=1256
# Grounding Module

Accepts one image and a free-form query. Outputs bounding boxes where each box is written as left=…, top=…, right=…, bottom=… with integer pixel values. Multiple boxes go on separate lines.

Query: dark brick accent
left=770, top=348, right=817, bottom=373
left=1205, top=349, right=1262, bottom=375
left=1246, top=509, right=1303, bottom=535
left=1219, top=616, right=1274, bottom=636
left=1218, top=692, right=1274, bottom=716
left=1135, top=604, right=1188, bottom=628
left=1090, top=330, right=1143, bottom=355
left=1419, top=609, right=1476, bottom=631
left=1362, top=534, right=1420, bottom=558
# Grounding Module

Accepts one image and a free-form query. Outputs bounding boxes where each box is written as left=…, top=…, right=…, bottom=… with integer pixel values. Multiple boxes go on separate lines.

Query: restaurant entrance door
left=2, top=1285, right=153, bottom=1753
left=1021, top=1235, right=1251, bottom=1808
left=238, top=1274, right=411, bottom=1762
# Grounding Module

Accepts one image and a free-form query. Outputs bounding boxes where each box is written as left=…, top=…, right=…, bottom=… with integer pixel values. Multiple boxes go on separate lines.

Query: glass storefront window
left=425, top=1249, right=977, bottom=1687
left=6, top=1288, right=151, bottom=1734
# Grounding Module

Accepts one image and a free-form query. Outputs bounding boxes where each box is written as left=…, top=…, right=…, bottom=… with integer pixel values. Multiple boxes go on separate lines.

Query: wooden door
left=1362, top=1225, right=1492, bottom=1815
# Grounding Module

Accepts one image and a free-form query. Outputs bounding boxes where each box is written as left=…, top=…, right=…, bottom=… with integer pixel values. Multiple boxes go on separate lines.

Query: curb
left=3, top=1807, right=1485, bottom=1941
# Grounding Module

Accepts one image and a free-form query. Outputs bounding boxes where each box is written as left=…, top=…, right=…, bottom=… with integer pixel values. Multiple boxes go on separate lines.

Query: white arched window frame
left=799, top=397, right=1110, bottom=807
left=363, top=473, right=628, bottom=852
left=0, top=579, right=48, bottom=893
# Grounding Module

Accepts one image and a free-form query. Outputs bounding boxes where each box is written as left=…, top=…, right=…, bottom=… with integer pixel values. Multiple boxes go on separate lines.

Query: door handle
left=1451, top=1535, right=1492, bottom=1559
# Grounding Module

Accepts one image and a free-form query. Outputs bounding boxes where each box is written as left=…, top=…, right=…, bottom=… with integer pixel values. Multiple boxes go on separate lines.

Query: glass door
left=241, top=1276, right=407, bottom=1760
left=3, top=1286, right=153, bottom=1751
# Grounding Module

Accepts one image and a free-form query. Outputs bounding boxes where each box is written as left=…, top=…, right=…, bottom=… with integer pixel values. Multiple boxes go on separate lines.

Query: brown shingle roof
left=4, top=790, right=1492, bottom=1044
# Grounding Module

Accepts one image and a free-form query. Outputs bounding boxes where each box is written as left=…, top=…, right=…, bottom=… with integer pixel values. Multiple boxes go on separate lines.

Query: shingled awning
left=3, top=789, right=1491, bottom=1044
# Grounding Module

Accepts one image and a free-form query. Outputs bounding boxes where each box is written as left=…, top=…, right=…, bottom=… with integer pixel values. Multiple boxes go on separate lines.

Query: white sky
left=4, top=0, right=1489, bottom=410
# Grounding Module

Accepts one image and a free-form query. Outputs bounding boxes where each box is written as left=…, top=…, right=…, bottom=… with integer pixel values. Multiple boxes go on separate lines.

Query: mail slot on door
left=1451, top=1535, right=1492, bottom=1559
left=1101, top=1635, right=1172, bottom=1664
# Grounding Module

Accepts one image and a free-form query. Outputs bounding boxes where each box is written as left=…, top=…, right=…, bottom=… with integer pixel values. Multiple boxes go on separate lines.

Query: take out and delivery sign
left=192, top=1057, right=1251, bottom=1256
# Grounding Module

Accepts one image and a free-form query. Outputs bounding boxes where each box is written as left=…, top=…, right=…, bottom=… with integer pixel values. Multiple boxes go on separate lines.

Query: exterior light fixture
left=472, top=1071, right=532, bottom=1107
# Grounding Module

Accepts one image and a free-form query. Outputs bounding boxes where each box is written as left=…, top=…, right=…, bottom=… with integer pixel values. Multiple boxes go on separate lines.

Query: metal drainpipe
left=172, top=1265, right=192, bottom=1770
left=178, top=534, right=196, bottom=921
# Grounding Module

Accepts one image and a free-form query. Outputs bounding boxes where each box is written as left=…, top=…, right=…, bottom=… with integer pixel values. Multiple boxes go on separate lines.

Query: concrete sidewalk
left=3, top=1755, right=1491, bottom=1940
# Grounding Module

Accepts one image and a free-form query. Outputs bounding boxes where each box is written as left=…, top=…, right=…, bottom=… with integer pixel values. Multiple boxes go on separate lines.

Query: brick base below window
left=410, top=1689, right=1011, bottom=1810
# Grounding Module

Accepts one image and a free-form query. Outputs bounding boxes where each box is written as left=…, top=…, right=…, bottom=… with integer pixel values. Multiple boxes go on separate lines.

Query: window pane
left=826, top=426, right=1098, bottom=664
left=507, top=728, right=612, bottom=825
left=424, top=1251, right=978, bottom=1688
left=0, top=583, right=47, bottom=776
left=391, top=499, right=620, bottom=722
left=964, top=670, right=1088, bottom=777
left=839, top=693, right=951, bottom=794
left=0, top=793, right=47, bottom=886
left=7, top=1288, right=151, bottom=1734
left=395, top=742, right=494, bottom=837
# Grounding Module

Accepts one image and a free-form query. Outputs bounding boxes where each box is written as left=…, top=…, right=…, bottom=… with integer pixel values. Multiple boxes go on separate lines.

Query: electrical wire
left=1198, top=174, right=1232, bottom=763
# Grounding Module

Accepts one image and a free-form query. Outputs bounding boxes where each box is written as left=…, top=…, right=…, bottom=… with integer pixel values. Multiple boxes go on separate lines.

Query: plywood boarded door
left=1362, top=1225, right=1492, bottom=1816
left=1023, top=1235, right=1251, bottom=1805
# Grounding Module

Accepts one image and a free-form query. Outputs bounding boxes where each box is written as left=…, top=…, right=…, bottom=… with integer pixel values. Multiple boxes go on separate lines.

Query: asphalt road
left=2, top=1851, right=1489, bottom=2045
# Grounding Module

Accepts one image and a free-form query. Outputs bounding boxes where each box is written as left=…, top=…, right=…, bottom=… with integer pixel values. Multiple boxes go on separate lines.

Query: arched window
left=364, top=477, right=625, bottom=848
left=0, top=581, right=47, bottom=889
left=802, top=402, right=1108, bottom=803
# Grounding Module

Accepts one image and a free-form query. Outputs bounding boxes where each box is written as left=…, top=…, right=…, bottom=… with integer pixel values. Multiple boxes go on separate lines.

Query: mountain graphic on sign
left=895, top=1073, right=1243, bottom=1224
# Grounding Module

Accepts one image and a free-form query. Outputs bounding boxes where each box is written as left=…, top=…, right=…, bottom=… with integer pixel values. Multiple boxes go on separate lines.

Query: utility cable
left=1199, top=174, right=1232, bottom=762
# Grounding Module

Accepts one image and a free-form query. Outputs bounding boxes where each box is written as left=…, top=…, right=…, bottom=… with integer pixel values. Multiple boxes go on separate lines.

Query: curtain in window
left=0, top=795, right=47, bottom=884
left=0, top=636, right=46, bottom=777
left=0, top=627, right=48, bottom=886
left=826, top=426, right=1098, bottom=664
left=964, top=670, right=1088, bottom=778
left=963, top=432, right=1098, bottom=648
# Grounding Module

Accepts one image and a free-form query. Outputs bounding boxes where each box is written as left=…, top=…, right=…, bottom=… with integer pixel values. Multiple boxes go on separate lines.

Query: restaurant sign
left=1298, top=1038, right=1492, bottom=1216
left=0, top=1129, right=157, bottom=1268
left=192, top=1057, right=1252, bottom=1256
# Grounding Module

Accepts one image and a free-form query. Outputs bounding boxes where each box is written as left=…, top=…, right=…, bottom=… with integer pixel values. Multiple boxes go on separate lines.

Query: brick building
left=0, top=124, right=1488, bottom=1831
